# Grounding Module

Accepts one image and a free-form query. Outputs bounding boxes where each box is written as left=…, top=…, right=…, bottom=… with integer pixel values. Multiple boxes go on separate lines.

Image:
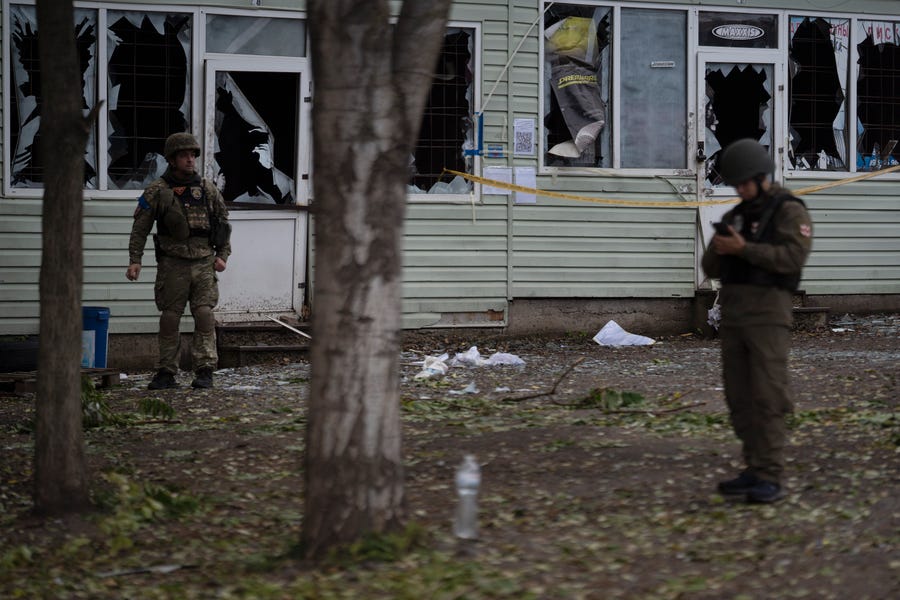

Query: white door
left=695, top=51, right=784, bottom=286
left=203, top=59, right=310, bottom=319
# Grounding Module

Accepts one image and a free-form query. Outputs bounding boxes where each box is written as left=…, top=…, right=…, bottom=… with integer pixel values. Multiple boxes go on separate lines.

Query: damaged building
left=1, top=1, right=899, bottom=367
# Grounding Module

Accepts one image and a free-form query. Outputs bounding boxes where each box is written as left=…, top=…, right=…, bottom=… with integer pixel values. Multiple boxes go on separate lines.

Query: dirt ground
left=1, top=314, right=898, bottom=599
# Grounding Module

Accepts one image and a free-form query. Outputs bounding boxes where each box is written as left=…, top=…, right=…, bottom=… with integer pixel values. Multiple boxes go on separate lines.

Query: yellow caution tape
left=442, top=164, right=900, bottom=208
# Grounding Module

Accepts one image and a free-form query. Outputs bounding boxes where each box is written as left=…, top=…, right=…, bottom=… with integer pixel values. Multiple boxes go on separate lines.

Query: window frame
left=537, top=1, right=900, bottom=181
left=406, top=20, right=482, bottom=204
left=1, top=2, right=480, bottom=200
left=539, top=0, right=699, bottom=178
left=1, top=0, right=308, bottom=198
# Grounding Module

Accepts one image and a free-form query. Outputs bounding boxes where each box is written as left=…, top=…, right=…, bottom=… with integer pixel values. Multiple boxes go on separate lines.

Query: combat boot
left=148, top=369, right=178, bottom=390
left=717, top=471, right=759, bottom=495
left=746, top=480, right=785, bottom=504
left=191, top=367, right=214, bottom=389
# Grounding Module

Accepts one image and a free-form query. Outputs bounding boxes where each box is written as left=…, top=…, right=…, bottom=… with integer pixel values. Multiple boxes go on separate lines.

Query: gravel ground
left=0, top=314, right=897, bottom=599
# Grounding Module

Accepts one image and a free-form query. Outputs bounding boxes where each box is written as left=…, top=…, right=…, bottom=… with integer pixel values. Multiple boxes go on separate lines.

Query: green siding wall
left=1, top=0, right=899, bottom=340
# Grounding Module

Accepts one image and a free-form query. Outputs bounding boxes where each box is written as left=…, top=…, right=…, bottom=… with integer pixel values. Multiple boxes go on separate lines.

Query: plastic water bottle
left=453, top=454, right=481, bottom=539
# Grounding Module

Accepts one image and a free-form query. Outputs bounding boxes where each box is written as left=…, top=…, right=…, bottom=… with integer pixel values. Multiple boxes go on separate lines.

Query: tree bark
left=32, top=0, right=92, bottom=515
left=302, top=0, right=452, bottom=557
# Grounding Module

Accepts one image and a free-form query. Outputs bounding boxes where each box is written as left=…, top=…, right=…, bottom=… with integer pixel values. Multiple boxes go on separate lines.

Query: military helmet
left=717, top=138, right=774, bottom=186
left=164, top=132, right=201, bottom=161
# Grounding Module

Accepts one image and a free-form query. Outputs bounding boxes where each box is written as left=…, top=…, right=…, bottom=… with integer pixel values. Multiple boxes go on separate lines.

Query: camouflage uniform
left=702, top=184, right=813, bottom=485
left=129, top=171, right=231, bottom=375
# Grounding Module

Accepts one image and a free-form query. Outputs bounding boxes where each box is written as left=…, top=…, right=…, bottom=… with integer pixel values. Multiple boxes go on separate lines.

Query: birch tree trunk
left=33, top=0, right=93, bottom=515
left=303, top=0, right=452, bottom=557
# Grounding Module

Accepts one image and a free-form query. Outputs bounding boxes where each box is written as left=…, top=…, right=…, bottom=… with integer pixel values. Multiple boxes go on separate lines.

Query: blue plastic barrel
left=81, top=306, right=110, bottom=368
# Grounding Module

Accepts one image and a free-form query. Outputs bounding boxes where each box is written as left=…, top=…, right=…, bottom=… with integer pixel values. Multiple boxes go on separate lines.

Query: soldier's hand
left=126, top=263, right=141, bottom=281
left=712, top=226, right=746, bottom=255
left=214, top=257, right=227, bottom=273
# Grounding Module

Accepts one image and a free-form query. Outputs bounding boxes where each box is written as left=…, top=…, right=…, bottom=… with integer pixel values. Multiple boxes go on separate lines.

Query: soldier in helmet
left=702, top=139, right=813, bottom=503
left=126, top=132, right=232, bottom=390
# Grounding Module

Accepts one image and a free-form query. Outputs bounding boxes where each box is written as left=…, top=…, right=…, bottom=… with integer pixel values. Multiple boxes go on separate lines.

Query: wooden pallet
left=0, top=368, right=119, bottom=395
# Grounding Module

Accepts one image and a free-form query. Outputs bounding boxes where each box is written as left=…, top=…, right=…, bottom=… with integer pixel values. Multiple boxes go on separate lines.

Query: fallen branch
left=598, top=401, right=706, bottom=415
left=502, top=356, right=586, bottom=402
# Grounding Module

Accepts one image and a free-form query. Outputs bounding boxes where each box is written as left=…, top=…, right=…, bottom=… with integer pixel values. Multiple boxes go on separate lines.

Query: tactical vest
left=156, top=180, right=212, bottom=239
left=719, top=191, right=806, bottom=292
left=174, top=183, right=212, bottom=237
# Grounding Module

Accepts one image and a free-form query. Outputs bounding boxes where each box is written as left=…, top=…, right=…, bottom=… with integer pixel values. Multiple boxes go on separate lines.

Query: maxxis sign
left=699, top=12, right=778, bottom=48
left=712, top=24, right=765, bottom=41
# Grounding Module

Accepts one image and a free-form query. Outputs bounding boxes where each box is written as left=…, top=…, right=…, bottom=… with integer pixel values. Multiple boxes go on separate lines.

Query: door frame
left=203, top=57, right=311, bottom=317
left=694, top=49, right=785, bottom=287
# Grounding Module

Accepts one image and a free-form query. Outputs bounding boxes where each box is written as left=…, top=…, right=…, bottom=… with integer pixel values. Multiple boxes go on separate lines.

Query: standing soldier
left=126, top=133, right=231, bottom=390
left=702, top=139, right=813, bottom=503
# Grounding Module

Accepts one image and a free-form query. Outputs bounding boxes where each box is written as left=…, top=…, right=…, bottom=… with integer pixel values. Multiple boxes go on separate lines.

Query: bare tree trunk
left=302, top=0, right=452, bottom=557
left=33, top=0, right=93, bottom=515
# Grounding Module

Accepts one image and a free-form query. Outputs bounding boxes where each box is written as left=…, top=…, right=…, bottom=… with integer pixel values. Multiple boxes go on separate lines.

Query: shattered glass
left=703, top=63, right=773, bottom=186
left=107, top=11, right=192, bottom=190
left=856, top=20, right=900, bottom=171
left=409, top=29, right=475, bottom=194
left=9, top=4, right=98, bottom=189
left=788, top=16, right=849, bottom=171
left=543, top=4, right=611, bottom=168
left=212, top=72, right=297, bottom=205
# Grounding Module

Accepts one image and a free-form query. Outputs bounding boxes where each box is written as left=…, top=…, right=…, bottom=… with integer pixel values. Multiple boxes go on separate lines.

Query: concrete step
left=216, top=320, right=310, bottom=367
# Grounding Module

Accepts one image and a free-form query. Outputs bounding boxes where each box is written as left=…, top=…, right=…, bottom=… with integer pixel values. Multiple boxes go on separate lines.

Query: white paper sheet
left=482, top=166, right=512, bottom=195
left=514, top=167, right=537, bottom=204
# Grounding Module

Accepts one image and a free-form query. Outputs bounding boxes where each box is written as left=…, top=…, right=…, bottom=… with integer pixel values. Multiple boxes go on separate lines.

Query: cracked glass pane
left=212, top=72, right=297, bottom=205
left=620, top=8, right=686, bottom=169
left=704, top=63, right=773, bottom=186
left=409, top=29, right=475, bottom=194
left=9, top=4, right=98, bottom=189
left=206, top=15, right=306, bottom=57
left=856, top=20, right=900, bottom=171
left=107, top=11, right=191, bottom=190
left=543, top=3, right=611, bottom=168
left=789, top=16, right=849, bottom=171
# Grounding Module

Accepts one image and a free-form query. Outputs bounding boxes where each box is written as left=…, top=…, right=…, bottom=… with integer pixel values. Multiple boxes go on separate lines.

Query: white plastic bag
left=593, top=320, right=655, bottom=347
left=414, top=354, right=449, bottom=379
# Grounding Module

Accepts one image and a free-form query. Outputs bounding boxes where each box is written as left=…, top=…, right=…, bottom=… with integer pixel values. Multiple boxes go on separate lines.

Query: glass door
left=204, top=58, right=310, bottom=317
left=695, top=50, right=784, bottom=285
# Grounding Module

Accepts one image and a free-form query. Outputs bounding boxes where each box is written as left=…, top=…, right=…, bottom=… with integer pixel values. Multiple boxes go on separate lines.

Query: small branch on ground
left=502, top=356, right=586, bottom=402
left=597, top=401, right=706, bottom=415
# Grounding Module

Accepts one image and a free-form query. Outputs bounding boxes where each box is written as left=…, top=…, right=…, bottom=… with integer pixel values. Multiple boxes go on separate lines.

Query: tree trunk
left=33, top=0, right=92, bottom=515
left=302, top=0, right=452, bottom=557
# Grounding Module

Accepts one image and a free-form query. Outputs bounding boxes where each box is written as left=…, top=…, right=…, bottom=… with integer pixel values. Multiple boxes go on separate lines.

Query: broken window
left=8, top=4, right=98, bottom=189
left=107, top=11, right=191, bottom=190
left=543, top=4, right=611, bottom=168
left=212, top=72, right=298, bottom=205
left=620, top=8, right=687, bottom=169
left=788, top=17, right=850, bottom=171
left=206, top=14, right=306, bottom=57
left=408, top=28, right=475, bottom=194
left=856, top=20, right=900, bottom=171
left=703, top=63, right=774, bottom=186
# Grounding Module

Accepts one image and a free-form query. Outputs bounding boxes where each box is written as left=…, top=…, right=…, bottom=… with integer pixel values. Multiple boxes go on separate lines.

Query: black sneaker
left=191, top=367, right=214, bottom=389
left=148, top=369, right=178, bottom=390
left=747, top=480, right=785, bottom=504
left=717, top=471, right=759, bottom=496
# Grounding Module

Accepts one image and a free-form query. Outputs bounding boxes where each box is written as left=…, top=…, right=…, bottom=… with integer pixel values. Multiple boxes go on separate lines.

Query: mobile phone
left=713, top=221, right=731, bottom=236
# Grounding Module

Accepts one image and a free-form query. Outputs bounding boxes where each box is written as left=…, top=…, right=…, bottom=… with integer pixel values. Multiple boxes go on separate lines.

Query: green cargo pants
left=154, top=255, right=219, bottom=374
left=720, top=323, right=793, bottom=484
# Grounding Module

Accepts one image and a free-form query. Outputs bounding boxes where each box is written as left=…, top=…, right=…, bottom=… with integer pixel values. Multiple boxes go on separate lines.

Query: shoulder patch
left=137, top=194, right=151, bottom=210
